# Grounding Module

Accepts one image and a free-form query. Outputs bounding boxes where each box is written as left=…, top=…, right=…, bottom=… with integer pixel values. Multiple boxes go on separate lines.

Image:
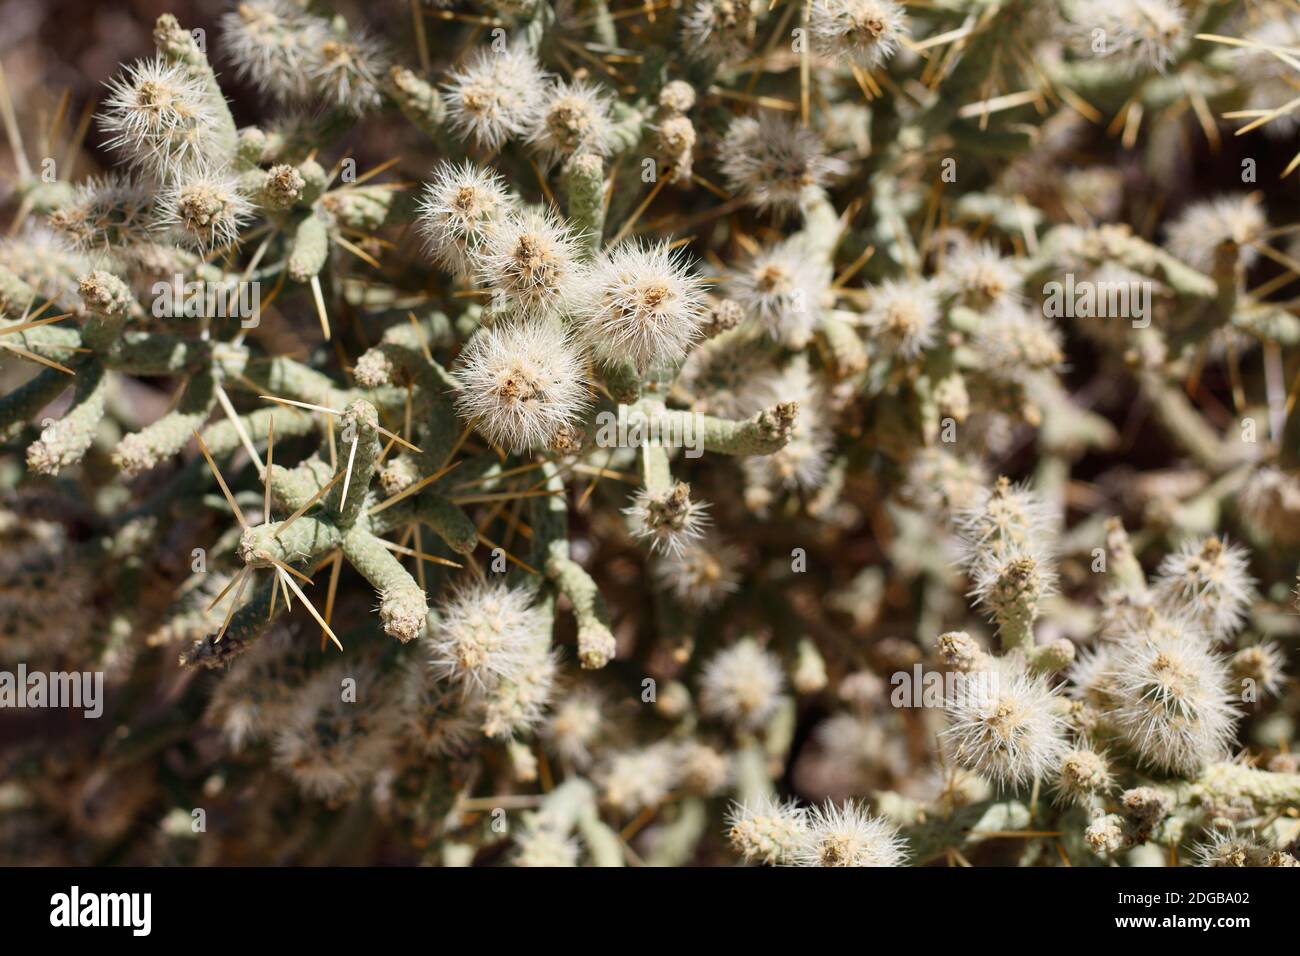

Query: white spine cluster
left=863, top=278, right=941, bottom=360
left=728, top=798, right=907, bottom=867
left=654, top=535, right=744, bottom=610
left=100, top=57, right=219, bottom=176
left=955, top=478, right=1058, bottom=643
left=791, top=801, right=909, bottom=867
left=424, top=581, right=558, bottom=741
left=1065, top=0, right=1189, bottom=74
left=726, top=796, right=808, bottom=864
left=156, top=166, right=253, bottom=253
left=624, top=482, right=712, bottom=556
left=1164, top=195, right=1266, bottom=272
left=426, top=580, right=549, bottom=695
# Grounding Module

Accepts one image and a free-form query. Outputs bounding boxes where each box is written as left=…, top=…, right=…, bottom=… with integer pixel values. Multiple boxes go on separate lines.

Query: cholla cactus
left=3, top=0, right=1300, bottom=871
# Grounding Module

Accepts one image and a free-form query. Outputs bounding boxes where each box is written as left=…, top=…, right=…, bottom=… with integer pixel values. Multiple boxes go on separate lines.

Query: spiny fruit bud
left=624, top=481, right=710, bottom=555
left=727, top=797, right=807, bottom=865
left=1056, top=749, right=1114, bottom=806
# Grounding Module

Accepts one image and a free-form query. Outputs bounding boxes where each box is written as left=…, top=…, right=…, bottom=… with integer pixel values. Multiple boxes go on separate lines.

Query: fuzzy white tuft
left=597, top=743, right=679, bottom=814
left=726, top=796, right=808, bottom=865
left=653, top=535, right=743, bottom=609
left=542, top=687, right=607, bottom=769
left=943, top=242, right=1024, bottom=309
left=791, top=800, right=909, bottom=867
left=682, top=0, right=757, bottom=63
left=1164, top=195, right=1266, bottom=272
left=1104, top=612, right=1239, bottom=775
left=452, top=317, right=591, bottom=452
left=476, top=207, right=586, bottom=319
left=528, top=79, right=613, bottom=167
left=220, top=0, right=320, bottom=102
left=416, top=161, right=514, bottom=278
left=954, top=477, right=1057, bottom=568
left=698, top=637, right=785, bottom=729
left=1066, top=0, right=1188, bottom=74
left=271, top=664, right=399, bottom=800
left=155, top=166, right=253, bottom=253
left=970, top=304, right=1064, bottom=380
left=719, top=114, right=845, bottom=215
left=624, top=481, right=711, bottom=556
left=443, top=47, right=547, bottom=151
left=49, top=174, right=153, bottom=250
left=578, top=241, right=708, bottom=369
left=1152, top=536, right=1255, bottom=642
left=725, top=238, right=831, bottom=347
left=307, top=30, right=389, bottom=114
left=481, top=649, right=558, bottom=739
left=100, top=57, right=221, bottom=175
left=809, top=0, right=909, bottom=70
left=426, top=580, right=550, bottom=696
left=941, top=661, right=1069, bottom=788
left=863, top=278, right=941, bottom=360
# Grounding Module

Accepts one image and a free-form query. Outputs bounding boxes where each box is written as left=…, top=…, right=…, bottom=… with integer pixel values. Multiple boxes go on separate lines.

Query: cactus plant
left=0, top=0, right=1299, bottom=869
